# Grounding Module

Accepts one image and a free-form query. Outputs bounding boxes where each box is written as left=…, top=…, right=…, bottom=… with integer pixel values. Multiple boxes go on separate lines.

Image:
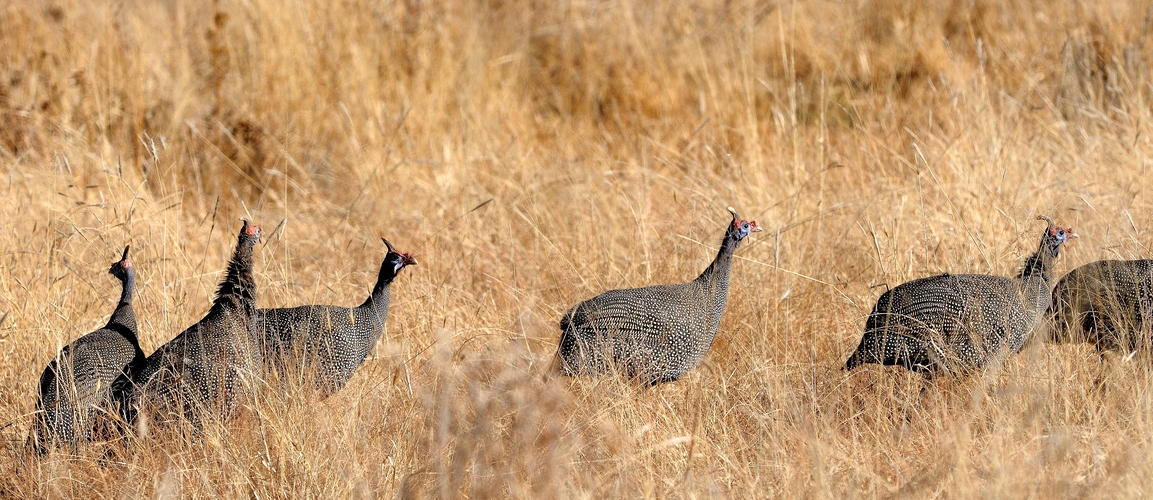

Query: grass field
left=3, top=0, right=1153, bottom=497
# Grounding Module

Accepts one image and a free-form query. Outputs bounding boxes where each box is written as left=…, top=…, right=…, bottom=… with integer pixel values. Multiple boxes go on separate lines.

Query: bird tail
left=543, top=352, right=563, bottom=380
left=555, top=307, right=579, bottom=377
left=843, top=352, right=861, bottom=371
left=24, top=415, right=47, bottom=457
left=559, top=310, right=572, bottom=333
left=548, top=346, right=563, bottom=370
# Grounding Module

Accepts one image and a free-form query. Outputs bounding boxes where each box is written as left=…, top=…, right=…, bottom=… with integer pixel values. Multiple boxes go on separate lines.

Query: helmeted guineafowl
left=1049, top=259, right=1153, bottom=353
left=256, top=238, right=416, bottom=395
left=557, top=207, right=762, bottom=384
left=844, top=216, right=1076, bottom=374
left=28, top=246, right=144, bottom=453
left=120, top=220, right=262, bottom=430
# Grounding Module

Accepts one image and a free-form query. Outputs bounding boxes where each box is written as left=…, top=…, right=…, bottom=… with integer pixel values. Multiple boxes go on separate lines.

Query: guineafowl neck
left=1016, top=247, right=1058, bottom=334
left=118, top=270, right=135, bottom=305
left=696, top=235, right=738, bottom=312
left=1017, top=247, right=1056, bottom=284
left=108, top=271, right=138, bottom=335
left=214, top=240, right=258, bottom=311
left=358, top=263, right=395, bottom=323
left=108, top=302, right=138, bottom=340
left=697, top=235, right=738, bottom=283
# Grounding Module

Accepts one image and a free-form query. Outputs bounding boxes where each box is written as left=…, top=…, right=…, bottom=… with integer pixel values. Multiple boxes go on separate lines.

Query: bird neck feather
left=214, top=237, right=258, bottom=313
left=1017, top=242, right=1057, bottom=283
left=697, top=231, right=739, bottom=285
left=359, top=259, right=395, bottom=320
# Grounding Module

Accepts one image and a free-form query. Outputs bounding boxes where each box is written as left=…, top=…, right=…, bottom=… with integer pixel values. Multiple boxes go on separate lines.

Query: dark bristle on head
left=110, top=245, right=132, bottom=273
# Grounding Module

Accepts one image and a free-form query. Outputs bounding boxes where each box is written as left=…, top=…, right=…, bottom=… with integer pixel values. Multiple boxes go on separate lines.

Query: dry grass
left=2, top=0, right=1153, bottom=497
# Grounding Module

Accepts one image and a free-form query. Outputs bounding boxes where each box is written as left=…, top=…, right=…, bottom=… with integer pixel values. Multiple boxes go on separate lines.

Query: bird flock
left=25, top=210, right=1153, bottom=454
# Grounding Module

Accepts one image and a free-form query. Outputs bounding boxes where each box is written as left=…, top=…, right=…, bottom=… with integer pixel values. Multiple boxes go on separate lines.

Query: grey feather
left=30, top=246, right=143, bottom=453
left=257, top=240, right=415, bottom=395
left=1049, top=259, right=1153, bottom=352
left=118, top=222, right=262, bottom=430
left=557, top=210, right=760, bottom=384
left=845, top=220, right=1074, bottom=374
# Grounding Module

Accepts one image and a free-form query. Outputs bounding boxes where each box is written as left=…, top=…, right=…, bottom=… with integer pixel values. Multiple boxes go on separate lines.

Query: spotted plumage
left=257, top=238, right=416, bottom=395
left=845, top=218, right=1076, bottom=374
left=1049, top=259, right=1153, bottom=352
left=28, top=246, right=144, bottom=454
left=119, top=221, right=262, bottom=429
left=558, top=208, right=761, bottom=384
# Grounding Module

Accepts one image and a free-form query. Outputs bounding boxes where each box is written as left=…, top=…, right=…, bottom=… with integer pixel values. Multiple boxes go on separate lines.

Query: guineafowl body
left=121, top=221, right=262, bottom=429
left=30, top=246, right=144, bottom=453
left=257, top=239, right=416, bottom=395
left=1049, top=259, right=1153, bottom=352
left=558, top=209, right=761, bottom=384
left=845, top=219, right=1075, bottom=374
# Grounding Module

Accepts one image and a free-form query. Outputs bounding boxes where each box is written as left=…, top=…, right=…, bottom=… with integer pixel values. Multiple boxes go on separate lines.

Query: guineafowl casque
left=557, top=208, right=761, bottom=385
left=844, top=217, right=1076, bottom=374
left=119, top=221, right=262, bottom=430
left=1049, top=259, right=1153, bottom=353
left=28, top=246, right=144, bottom=454
left=257, top=238, right=416, bottom=395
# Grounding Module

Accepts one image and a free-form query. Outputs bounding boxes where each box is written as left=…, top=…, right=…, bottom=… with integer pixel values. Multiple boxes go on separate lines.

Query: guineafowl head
left=381, top=238, right=418, bottom=278
left=1037, top=215, right=1077, bottom=258
left=1019, top=216, right=1076, bottom=281
left=109, top=245, right=133, bottom=281
left=241, top=219, right=262, bottom=245
left=726, top=207, right=763, bottom=244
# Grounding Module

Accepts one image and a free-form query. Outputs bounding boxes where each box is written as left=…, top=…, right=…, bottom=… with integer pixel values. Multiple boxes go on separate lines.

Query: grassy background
left=2, top=0, right=1153, bottom=496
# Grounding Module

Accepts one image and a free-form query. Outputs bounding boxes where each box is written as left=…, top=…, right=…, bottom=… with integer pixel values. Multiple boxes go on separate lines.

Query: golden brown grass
left=3, top=0, right=1153, bottom=496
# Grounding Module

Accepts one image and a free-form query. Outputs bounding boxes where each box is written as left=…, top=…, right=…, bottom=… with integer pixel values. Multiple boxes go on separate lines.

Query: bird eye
left=1057, top=229, right=1065, bottom=236
left=741, top=222, right=749, bottom=230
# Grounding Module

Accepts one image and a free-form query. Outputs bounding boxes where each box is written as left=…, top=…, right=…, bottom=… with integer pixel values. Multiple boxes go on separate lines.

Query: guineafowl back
left=131, top=308, right=260, bottom=427
left=1050, top=259, right=1153, bottom=351
left=559, top=279, right=720, bottom=384
left=258, top=302, right=387, bottom=394
left=558, top=209, right=759, bottom=384
left=845, top=273, right=1036, bottom=373
left=35, top=327, right=143, bottom=449
left=256, top=243, right=413, bottom=396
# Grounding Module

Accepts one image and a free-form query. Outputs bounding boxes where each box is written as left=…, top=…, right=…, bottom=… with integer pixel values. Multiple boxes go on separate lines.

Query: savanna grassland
left=2, top=0, right=1153, bottom=497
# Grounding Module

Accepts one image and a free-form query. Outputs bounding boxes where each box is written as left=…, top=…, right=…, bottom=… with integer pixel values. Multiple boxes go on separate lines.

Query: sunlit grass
left=2, top=0, right=1153, bottom=496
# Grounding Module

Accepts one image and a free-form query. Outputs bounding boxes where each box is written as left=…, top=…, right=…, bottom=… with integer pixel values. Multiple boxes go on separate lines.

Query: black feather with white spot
left=257, top=239, right=416, bottom=396
left=118, top=221, right=262, bottom=430
left=557, top=208, right=761, bottom=384
left=844, top=219, right=1074, bottom=374
left=1050, top=259, right=1153, bottom=352
left=30, top=246, right=144, bottom=453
